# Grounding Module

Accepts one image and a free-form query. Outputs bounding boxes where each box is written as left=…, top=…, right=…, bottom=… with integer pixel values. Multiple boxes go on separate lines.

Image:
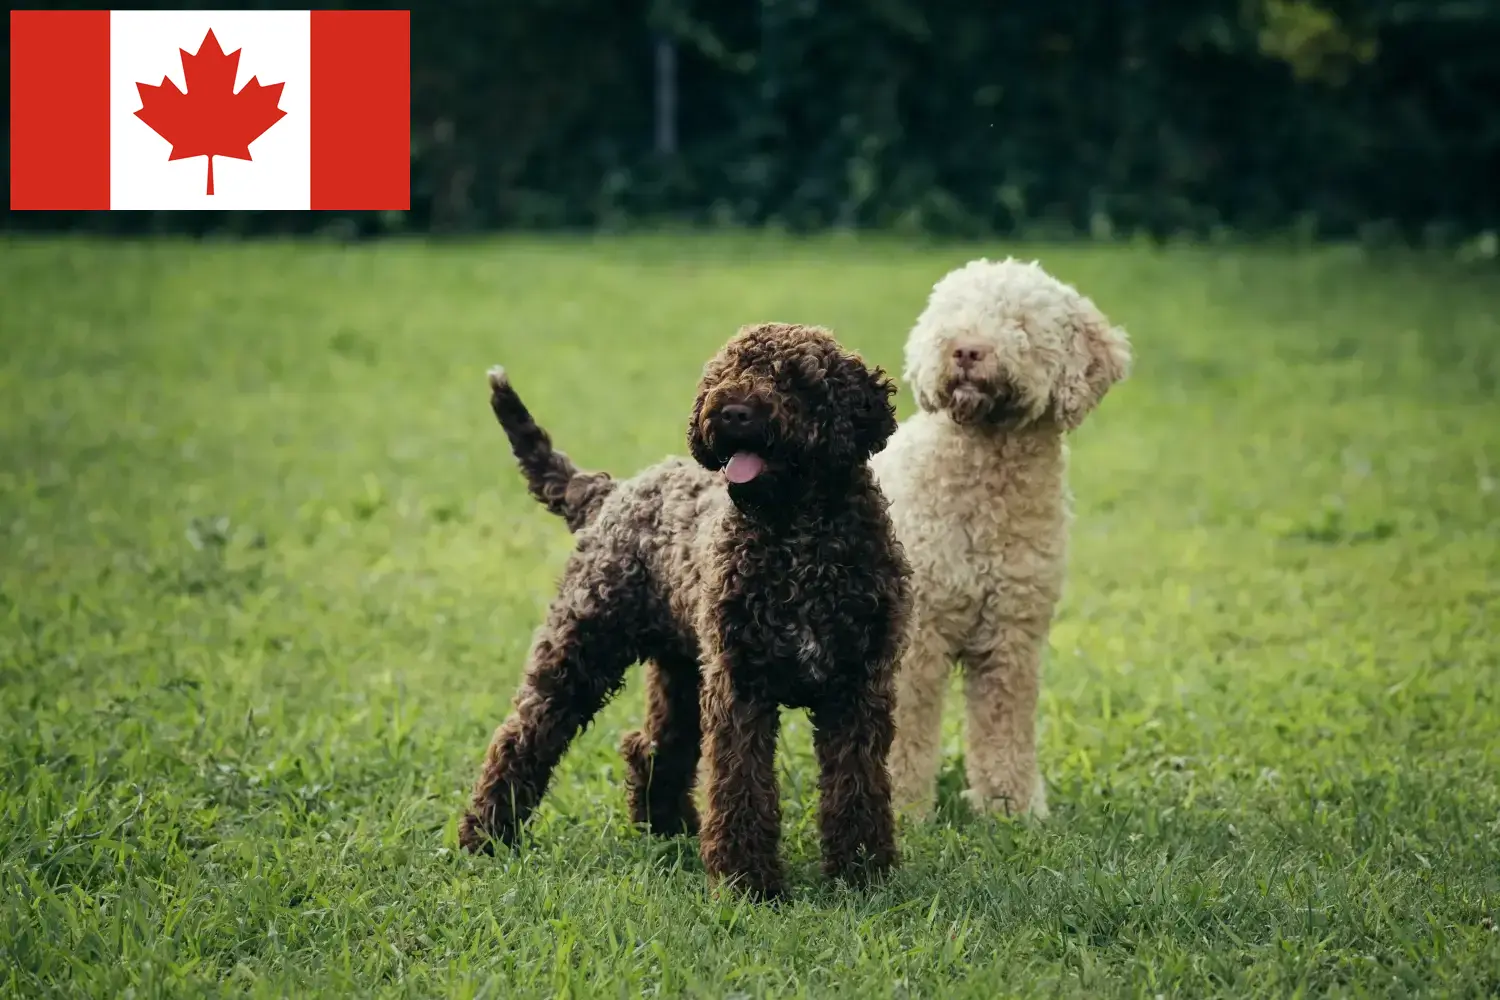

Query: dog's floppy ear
left=835, top=354, right=900, bottom=462
left=1050, top=295, right=1132, bottom=431
left=855, top=363, right=900, bottom=459
left=902, top=343, right=940, bottom=415
left=687, top=373, right=720, bottom=471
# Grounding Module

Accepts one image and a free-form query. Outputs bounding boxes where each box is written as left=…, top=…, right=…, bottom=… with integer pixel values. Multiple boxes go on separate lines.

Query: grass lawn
left=1, top=233, right=1497, bottom=998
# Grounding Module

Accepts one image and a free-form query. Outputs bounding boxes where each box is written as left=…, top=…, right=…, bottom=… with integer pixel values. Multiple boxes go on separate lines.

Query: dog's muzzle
left=945, top=374, right=1026, bottom=426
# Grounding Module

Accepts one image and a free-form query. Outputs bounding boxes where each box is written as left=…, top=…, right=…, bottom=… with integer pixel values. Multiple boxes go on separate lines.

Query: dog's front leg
left=889, top=608, right=957, bottom=820
left=960, top=624, right=1048, bottom=819
left=698, top=662, right=785, bottom=900
left=811, top=684, right=899, bottom=885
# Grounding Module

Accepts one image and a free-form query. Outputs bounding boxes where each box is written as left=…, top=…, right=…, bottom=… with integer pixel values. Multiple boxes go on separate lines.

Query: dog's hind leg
left=812, top=683, right=899, bottom=885
left=458, top=557, right=642, bottom=854
left=960, top=620, right=1049, bottom=820
left=620, top=651, right=702, bottom=836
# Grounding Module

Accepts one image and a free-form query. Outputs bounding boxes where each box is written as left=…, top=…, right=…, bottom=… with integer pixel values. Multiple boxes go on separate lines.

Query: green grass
left=1, top=233, right=1497, bottom=998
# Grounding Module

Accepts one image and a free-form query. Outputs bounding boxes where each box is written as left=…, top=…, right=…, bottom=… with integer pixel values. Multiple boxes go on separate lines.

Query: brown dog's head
left=688, top=322, right=897, bottom=507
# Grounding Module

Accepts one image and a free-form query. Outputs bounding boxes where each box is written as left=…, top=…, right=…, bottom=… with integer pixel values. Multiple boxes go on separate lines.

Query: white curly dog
left=871, top=258, right=1132, bottom=820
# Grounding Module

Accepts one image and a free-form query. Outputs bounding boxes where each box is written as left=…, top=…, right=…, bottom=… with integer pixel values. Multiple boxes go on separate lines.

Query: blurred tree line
left=5, top=0, right=1498, bottom=244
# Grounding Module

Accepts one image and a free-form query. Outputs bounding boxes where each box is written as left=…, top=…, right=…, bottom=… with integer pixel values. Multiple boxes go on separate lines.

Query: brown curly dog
left=457, top=322, right=912, bottom=900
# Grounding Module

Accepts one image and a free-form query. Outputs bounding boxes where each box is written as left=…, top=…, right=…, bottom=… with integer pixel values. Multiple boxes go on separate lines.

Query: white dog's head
left=903, top=258, right=1132, bottom=431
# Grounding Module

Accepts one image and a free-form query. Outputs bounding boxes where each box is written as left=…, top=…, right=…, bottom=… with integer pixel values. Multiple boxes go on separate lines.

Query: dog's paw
left=824, top=846, right=898, bottom=888
left=457, top=811, right=506, bottom=855
left=710, top=871, right=788, bottom=904
left=486, top=365, right=508, bottom=393
left=960, top=788, right=1010, bottom=815
left=962, top=784, right=1048, bottom=820
left=1028, top=777, right=1050, bottom=820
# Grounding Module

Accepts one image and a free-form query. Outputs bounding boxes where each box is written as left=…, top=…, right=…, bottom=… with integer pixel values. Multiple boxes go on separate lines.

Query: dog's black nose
left=952, top=342, right=989, bottom=370
left=715, top=403, right=762, bottom=436
left=720, top=403, right=753, bottom=425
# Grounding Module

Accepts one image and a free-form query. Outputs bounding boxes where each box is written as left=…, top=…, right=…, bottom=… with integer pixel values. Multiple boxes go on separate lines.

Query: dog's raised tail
left=487, top=366, right=615, bottom=532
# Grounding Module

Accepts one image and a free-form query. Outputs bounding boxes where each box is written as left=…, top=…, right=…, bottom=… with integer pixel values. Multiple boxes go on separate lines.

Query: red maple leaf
left=134, top=29, right=287, bottom=196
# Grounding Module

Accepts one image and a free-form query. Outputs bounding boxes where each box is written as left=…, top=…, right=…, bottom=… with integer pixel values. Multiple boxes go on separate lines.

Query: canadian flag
left=9, top=9, right=409, bottom=210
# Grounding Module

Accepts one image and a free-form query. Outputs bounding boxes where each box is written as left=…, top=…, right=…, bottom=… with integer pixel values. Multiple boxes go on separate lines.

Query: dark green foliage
left=4, top=1, right=1499, bottom=240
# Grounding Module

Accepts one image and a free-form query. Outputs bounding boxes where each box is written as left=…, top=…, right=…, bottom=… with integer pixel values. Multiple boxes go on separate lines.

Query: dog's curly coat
left=871, top=259, right=1132, bottom=819
left=458, top=322, right=912, bottom=900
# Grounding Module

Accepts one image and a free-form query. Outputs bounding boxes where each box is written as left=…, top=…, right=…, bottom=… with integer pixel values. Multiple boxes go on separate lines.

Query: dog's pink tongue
left=723, top=452, right=765, bottom=485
